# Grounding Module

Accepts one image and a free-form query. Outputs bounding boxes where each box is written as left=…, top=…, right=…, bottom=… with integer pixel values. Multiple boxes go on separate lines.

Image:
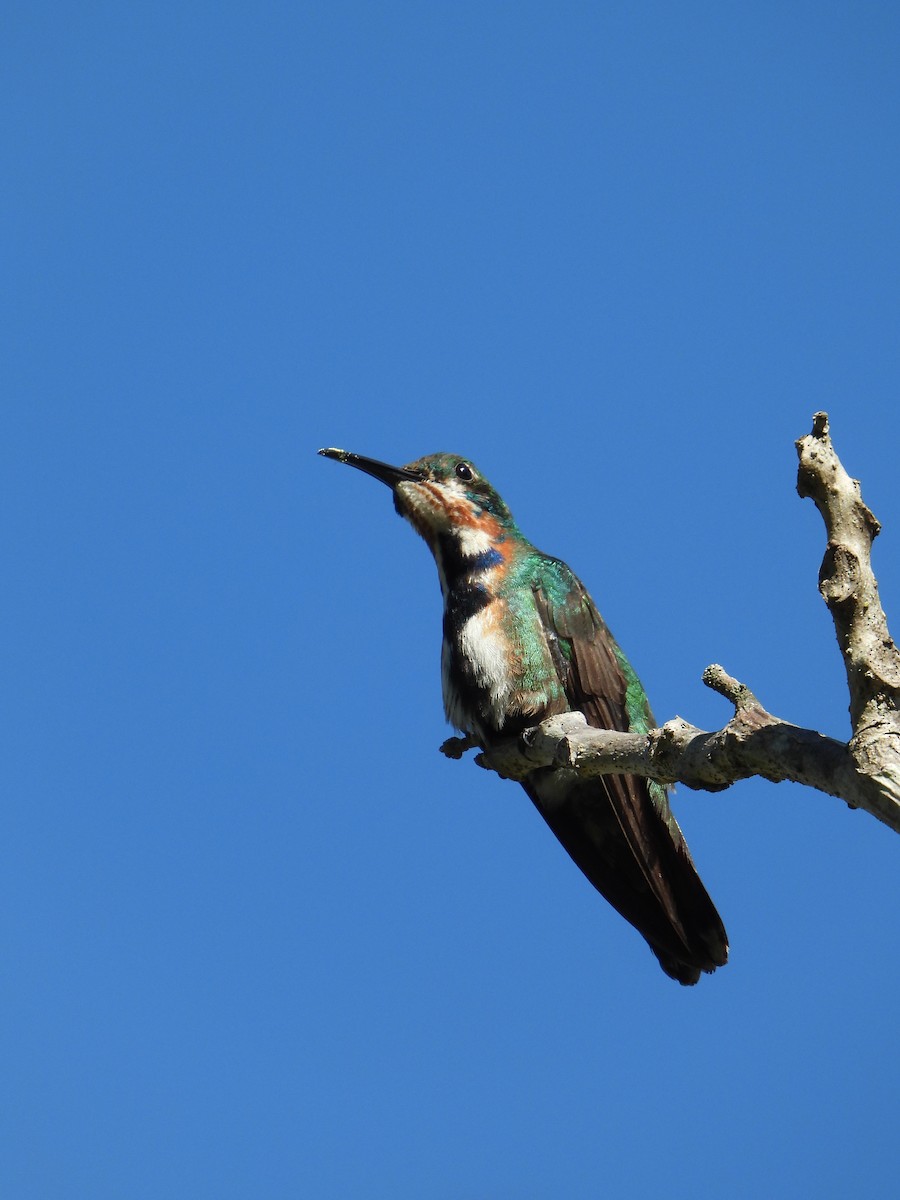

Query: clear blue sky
left=3, top=3, right=899, bottom=1196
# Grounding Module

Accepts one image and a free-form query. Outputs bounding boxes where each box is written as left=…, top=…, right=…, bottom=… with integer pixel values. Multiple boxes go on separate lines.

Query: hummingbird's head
left=318, top=448, right=517, bottom=556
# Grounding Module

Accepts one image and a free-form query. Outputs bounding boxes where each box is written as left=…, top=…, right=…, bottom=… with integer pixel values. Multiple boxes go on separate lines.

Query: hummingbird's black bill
left=318, top=448, right=424, bottom=488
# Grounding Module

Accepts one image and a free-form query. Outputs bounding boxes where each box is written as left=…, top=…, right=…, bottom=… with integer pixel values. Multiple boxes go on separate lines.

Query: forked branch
left=442, top=414, right=900, bottom=834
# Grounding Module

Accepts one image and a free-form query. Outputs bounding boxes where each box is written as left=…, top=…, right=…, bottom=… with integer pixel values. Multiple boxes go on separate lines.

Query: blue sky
left=3, top=3, right=899, bottom=1196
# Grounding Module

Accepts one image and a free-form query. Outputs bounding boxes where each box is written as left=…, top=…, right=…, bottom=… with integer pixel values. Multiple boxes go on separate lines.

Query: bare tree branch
left=441, top=414, right=900, bottom=835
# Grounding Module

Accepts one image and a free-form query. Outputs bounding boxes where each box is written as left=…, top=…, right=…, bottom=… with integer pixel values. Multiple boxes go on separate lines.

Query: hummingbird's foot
left=439, top=734, right=479, bottom=760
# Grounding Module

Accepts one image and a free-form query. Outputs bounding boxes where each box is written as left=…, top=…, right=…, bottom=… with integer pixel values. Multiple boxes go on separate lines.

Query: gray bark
left=441, top=414, right=900, bottom=835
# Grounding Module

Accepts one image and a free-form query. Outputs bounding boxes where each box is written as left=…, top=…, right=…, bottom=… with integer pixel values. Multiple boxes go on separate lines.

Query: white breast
left=442, top=599, right=558, bottom=735
left=440, top=602, right=513, bottom=733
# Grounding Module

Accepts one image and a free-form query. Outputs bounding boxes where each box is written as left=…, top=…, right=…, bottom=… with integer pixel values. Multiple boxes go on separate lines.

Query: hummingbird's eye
left=455, top=461, right=473, bottom=481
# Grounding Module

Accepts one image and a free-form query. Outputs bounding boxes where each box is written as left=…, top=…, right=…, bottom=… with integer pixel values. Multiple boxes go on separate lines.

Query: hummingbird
left=318, top=448, right=728, bottom=984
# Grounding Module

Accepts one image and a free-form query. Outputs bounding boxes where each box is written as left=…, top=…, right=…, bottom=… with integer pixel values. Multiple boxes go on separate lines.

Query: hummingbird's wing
left=529, top=557, right=728, bottom=983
